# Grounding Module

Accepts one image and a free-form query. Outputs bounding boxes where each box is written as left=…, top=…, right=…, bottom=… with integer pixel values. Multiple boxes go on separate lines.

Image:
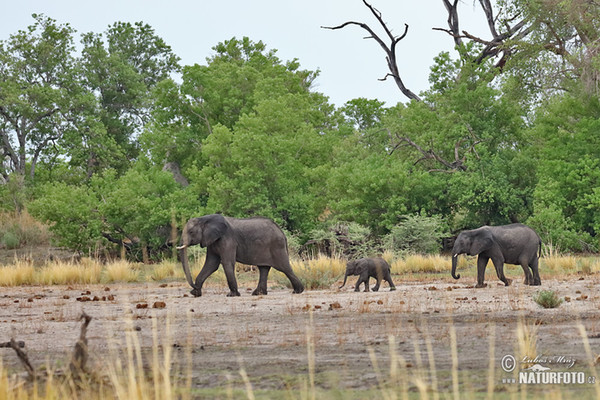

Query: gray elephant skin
left=178, top=214, right=304, bottom=297
left=340, top=257, right=396, bottom=292
left=451, top=223, right=542, bottom=288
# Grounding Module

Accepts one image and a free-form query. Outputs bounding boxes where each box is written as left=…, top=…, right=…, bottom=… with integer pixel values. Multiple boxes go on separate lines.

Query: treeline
left=1, top=7, right=599, bottom=259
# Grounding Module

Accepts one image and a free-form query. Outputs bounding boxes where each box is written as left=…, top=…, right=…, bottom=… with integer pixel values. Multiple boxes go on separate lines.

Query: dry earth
left=1, top=274, right=600, bottom=397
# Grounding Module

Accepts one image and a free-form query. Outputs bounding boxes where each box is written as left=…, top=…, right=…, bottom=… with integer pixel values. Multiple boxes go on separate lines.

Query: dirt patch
left=1, top=276, right=600, bottom=396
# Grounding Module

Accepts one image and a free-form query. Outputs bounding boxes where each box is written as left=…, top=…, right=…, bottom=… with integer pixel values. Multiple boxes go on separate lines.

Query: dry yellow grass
left=0, top=259, right=35, bottom=286
left=104, top=260, right=139, bottom=283
left=392, top=254, right=465, bottom=274
left=38, top=259, right=102, bottom=285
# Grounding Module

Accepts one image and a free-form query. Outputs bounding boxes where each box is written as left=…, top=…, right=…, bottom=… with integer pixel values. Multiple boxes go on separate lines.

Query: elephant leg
left=530, top=257, right=541, bottom=286
left=192, top=253, right=221, bottom=297
left=252, top=266, right=270, bottom=295
left=362, top=273, right=370, bottom=292
left=385, top=271, right=396, bottom=291
left=372, top=276, right=381, bottom=292
left=272, top=258, right=304, bottom=294
left=221, top=259, right=240, bottom=297
left=491, top=257, right=511, bottom=286
left=519, top=256, right=533, bottom=285
left=476, top=255, right=489, bottom=288
left=353, top=276, right=362, bottom=292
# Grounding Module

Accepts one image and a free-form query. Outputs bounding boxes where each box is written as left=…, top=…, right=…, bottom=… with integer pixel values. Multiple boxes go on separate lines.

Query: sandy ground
left=1, top=274, right=600, bottom=396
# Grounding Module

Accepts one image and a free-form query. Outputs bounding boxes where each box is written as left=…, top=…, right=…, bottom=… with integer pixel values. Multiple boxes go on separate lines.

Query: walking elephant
left=451, top=223, right=542, bottom=288
left=339, top=257, right=396, bottom=292
left=177, top=214, right=304, bottom=297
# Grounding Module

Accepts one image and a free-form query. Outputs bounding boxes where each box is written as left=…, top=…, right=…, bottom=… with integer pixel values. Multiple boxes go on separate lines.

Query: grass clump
left=38, top=259, right=103, bottom=285
left=0, top=260, right=35, bottom=286
left=533, top=290, right=564, bottom=309
left=104, top=260, right=140, bottom=283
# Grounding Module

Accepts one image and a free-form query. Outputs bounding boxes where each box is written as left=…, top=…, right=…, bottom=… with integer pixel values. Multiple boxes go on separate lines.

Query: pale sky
left=2, top=1, right=489, bottom=107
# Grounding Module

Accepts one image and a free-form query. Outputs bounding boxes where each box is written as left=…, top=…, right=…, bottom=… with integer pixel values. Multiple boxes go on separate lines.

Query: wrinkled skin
left=451, top=223, right=542, bottom=288
left=340, top=257, right=396, bottom=292
left=178, top=214, right=304, bottom=297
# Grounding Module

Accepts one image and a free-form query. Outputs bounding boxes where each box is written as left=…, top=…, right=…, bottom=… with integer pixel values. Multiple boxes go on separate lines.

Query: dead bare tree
left=322, top=0, right=421, bottom=101
left=434, top=0, right=533, bottom=70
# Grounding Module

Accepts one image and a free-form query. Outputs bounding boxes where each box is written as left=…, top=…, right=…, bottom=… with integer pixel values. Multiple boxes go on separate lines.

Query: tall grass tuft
left=287, top=254, right=346, bottom=290
left=392, top=254, right=457, bottom=273
left=0, top=259, right=35, bottom=286
left=104, top=260, right=139, bottom=283
left=38, top=259, right=102, bottom=285
left=517, top=320, right=539, bottom=368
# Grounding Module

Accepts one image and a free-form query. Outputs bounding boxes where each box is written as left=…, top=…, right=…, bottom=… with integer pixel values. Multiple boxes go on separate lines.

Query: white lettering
left=518, top=371, right=586, bottom=385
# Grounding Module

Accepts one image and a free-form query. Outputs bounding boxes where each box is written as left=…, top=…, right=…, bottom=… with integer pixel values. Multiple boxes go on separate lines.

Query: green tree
left=72, top=21, right=180, bottom=177
left=527, top=93, right=600, bottom=250
left=0, top=14, right=77, bottom=181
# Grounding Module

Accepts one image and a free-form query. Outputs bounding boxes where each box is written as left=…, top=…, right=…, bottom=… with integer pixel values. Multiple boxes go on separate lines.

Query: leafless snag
left=69, top=312, right=92, bottom=378
left=434, top=0, right=532, bottom=69
left=322, top=0, right=421, bottom=101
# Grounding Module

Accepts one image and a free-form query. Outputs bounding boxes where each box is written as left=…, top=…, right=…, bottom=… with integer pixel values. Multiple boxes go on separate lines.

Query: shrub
left=533, top=290, right=563, bottom=309
left=303, top=221, right=375, bottom=258
left=384, top=214, right=448, bottom=254
left=1, top=231, right=20, bottom=249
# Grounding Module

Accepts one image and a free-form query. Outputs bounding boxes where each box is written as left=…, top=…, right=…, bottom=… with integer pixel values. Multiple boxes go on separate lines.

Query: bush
left=302, top=221, right=375, bottom=258
left=384, top=214, right=448, bottom=254
left=533, top=290, right=563, bottom=309
left=1, top=231, right=20, bottom=249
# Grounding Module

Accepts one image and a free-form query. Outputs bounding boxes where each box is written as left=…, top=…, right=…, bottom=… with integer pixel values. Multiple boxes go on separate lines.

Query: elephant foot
left=371, top=287, right=380, bottom=292
left=354, top=288, right=360, bottom=292
left=531, top=280, right=541, bottom=286
left=293, top=287, right=304, bottom=294
left=252, top=288, right=268, bottom=296
left=226, top=291, right=241, bottom=297
left=190, top=288, right=202, bottom=297
left=390, top=287, right=396, bottom=291
left=503, top=278, right=512, bottom=287
left=475, top=283, right=487, bottom=288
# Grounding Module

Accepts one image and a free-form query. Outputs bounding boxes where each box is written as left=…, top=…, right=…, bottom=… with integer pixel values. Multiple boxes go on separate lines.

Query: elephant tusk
left=453, top=254, right=458, bottom=258
left=177, top=245, right=187, bottom=250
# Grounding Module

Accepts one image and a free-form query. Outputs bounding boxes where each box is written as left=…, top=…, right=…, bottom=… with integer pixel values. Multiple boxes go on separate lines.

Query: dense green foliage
left=2, top=4, right=600, bottom=258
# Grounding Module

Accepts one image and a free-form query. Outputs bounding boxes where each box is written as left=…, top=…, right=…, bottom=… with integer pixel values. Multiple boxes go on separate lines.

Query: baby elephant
left=340, top=257, right=396, bottom=292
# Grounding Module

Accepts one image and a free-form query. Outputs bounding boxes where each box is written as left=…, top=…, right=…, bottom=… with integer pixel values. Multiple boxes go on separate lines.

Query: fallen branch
left=8, top=338, right=35, bottom=379
left=0, top=340, right=24, bottom=348
left=69, top=312, right=92, bottom=377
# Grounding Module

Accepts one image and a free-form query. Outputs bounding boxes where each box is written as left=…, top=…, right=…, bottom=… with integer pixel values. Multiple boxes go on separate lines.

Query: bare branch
left=9, top=338, right=35, bottom=379
left=322, top=0, right=421, bottom=101
left=70, top=312, right=92, bottom=377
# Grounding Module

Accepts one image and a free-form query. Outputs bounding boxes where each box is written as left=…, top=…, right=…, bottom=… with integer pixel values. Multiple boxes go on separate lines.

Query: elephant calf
left=340, top=257, right=396, bottom=292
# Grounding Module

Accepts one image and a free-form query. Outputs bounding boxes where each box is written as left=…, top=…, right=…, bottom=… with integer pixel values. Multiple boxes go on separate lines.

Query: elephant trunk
left=451, top=253, right=461, bottom=280
left=178, top=226, right=199, bottom=290
left=339, top=272, right=349, bottom=289
left=179, top=246, right=198, bottom=289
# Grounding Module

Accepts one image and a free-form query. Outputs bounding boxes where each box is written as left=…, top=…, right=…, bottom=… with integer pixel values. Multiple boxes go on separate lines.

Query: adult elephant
left=177, top=214, right=304, bottom=297
left=451, top=223, right=542, bottom=288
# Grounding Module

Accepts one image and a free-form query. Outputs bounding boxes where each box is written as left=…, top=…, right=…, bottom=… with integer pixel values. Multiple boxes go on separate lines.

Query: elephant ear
left=200, top=214, right=229, bottom=247
left=470, top=229, right=493, bottom=255
left=355, top=261, right=368, bottom=275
